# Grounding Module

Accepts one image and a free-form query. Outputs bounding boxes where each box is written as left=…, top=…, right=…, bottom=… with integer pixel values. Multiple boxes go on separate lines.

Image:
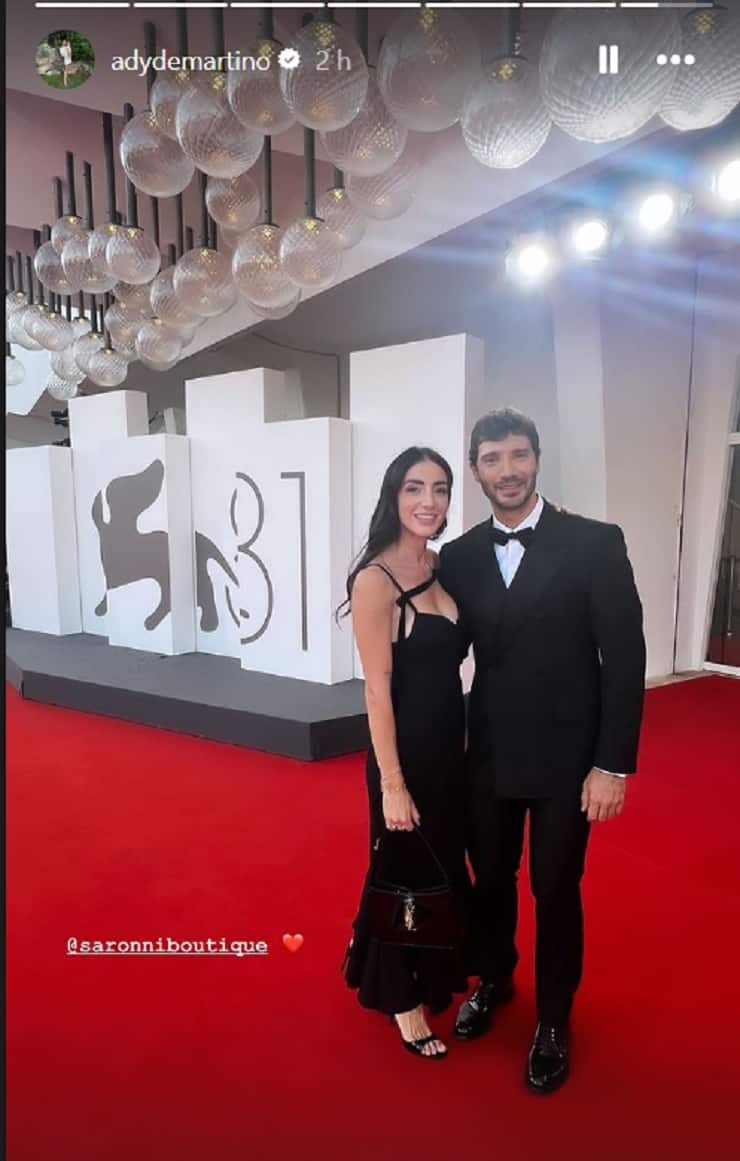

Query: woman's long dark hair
left=336, top=446, right=453, bottom=621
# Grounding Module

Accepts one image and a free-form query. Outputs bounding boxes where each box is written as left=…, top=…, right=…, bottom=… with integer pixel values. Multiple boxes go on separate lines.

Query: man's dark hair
left=469, top=407, right=541, bottom=467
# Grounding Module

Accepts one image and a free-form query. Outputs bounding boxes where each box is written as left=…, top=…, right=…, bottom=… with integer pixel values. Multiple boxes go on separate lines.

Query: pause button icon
left=599, top=45, right=619, bottom=75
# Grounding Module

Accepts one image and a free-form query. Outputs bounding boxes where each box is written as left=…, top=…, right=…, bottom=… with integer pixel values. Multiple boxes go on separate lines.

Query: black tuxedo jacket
left=438, top=500, right=646, bottom=797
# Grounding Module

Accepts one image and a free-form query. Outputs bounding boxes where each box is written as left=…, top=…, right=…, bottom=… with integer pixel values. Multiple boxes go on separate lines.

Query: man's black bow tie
left=491, top=526, right=536, bottom=548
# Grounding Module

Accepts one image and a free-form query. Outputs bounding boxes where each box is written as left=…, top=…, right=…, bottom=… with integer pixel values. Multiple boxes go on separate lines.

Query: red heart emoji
left=282, top=933, right=304, bottom=953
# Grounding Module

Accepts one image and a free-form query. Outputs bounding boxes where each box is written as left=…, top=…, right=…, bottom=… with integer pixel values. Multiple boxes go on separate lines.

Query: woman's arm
left=351, top=567, right=420, bottom=830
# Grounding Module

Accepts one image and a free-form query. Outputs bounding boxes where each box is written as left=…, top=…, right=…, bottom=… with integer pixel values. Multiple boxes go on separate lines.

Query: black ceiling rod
left=16, top=252, right=25, bottom=298
left=261, top=136, right=274, bottom=226
left=32, top=232, right=44, bottom=307
left=199, top=170, right=209, bottom=248
left=53, top=177, right=64, bottom=221
left=65, top=151, right=78, bottom=218
left=356, top=7, right=368, bottom=60
left=177, top=7, right=188, bottom=56
left=102, top=112, right=118, bottom=224
left=502, top=10, right=522, bottom=58
left=144, top=22, right=156, bottom=101
left=123, top=104, right=138, bottom=227
left=175, top=193, right=185, bottom=257
left=7, top=256, right=16, bottom=292
left=83, top=161, right=95, bottom=230
left=258, top=7, right=274, bottom=40
left=25, top=255, right=36, bottom=306
left=185, top=225, right=194, bottom=252
left=213, top=6, right=226, bottom=59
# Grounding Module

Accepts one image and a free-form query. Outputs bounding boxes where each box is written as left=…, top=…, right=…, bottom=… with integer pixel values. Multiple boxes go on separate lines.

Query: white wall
left=675, top=246, right=740, bottom=672
left=600, top=255, right=696, bottom=679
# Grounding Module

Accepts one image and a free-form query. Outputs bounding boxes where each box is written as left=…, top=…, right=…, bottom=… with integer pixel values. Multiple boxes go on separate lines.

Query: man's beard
left=483, top=477, right=537, bottom=508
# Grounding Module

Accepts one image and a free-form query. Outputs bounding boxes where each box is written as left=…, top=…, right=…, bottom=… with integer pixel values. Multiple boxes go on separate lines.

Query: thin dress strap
left=365, top=563, right=437, bottom=643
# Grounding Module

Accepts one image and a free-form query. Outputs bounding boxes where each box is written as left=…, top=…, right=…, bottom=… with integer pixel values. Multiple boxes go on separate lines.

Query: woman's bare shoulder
left=352, top=562, right=396, bottom=601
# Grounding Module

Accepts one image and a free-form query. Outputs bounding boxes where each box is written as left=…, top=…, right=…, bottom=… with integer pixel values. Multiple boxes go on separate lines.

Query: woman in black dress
left=340, top=447, right=471, bottom=1058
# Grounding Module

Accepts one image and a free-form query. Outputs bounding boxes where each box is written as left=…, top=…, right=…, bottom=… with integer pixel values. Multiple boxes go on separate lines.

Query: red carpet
left=7, top=675, right=740, bottom=1161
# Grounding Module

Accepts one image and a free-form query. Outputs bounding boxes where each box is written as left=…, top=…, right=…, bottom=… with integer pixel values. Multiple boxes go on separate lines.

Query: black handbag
left=365, top=825, right=464, bottom=951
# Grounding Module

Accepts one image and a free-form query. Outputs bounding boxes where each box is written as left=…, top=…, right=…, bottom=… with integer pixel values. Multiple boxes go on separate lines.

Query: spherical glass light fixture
left=320, top=73, right=407, bottom=178
left=346, top=148, right=420, bottom=220
left=173, top=247, right=237, bottom=318
left=219, top=226, right=245, bottom=252
left=87, top=346, right=130, bottom=388
left=316, top=187, right=366, bottom=250
left=232, top=224, right=298, bottom=310
left=279, top=217, right=341, bottom=290
left=151, top=68, right=198, bottom=140
left=135, top=318, right=184, bottom=370
left=248, top=290, right=302, bottom=321
left=279, top=19, right=369, bottom=131
left=105, top=299, right=150, bottom=349
left=228, top=38, right=296, bottom=135
left=71, top=315, right=93, bottom=339
left=176, top=73, right=264, bottom=178
left=8, top=306, right=43, bottom=351
left=150, top=266, right=200, bottom=327
left=74, top=329, right=105, bottom=375
left=88, top=222, right=120, bottom=278
left=28, top=306, right=75, bottom=351
left=51, top=214, right=87, bottom=255
left=205, top=173, right=261, bottom=231
left=539, top=9, right=680, bottom=143
left=61, top=230, right=117, bottom=294
left=51, top=344, right=86, bottom=382
left=106, top=226, right=161, bottom=285
left=6, top=290, right=28, bottom=318
left=120, top=108, right=195, bottom=197
left=659, top=7, right=740, bottom=132
left=6, top=352, right=26, bottom=386
left=35, top=241, right=74, bottom=296
left=46, top=372, right=81, bottom=401
left=113, top=280, right=152, bottom=310
left=377, top=7, right=480, bottom=132
left=462, top=56, right=551, bottom=169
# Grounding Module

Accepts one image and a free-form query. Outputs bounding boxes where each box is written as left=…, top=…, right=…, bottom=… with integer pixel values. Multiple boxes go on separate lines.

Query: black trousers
left=466, top=790, right=591, bottom=1026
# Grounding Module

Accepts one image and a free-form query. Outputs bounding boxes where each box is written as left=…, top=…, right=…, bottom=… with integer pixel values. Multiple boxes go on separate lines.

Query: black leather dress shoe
left=454, top=978, right=515, bottom=1040
left=526, top=1022, right=570, bottom=1093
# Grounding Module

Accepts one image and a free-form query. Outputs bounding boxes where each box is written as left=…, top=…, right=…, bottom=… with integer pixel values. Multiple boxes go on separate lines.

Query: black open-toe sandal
left=390, top=1015, right=448, bottom=1059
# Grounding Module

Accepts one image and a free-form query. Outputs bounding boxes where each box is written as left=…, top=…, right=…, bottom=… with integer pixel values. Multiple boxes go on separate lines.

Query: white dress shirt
left=492, top=492, right=544, bottom=588
left=491, top=493, right=627, bottom=780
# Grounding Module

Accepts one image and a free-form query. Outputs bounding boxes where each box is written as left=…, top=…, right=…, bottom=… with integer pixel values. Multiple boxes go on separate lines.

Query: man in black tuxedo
left=438, top=407, right=645, bottom=1093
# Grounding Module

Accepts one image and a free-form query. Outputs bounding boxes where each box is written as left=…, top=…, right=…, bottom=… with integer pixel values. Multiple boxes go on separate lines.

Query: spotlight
left=713, top=158, right=740, bottom=206
left=506, top=235, right=558, bottom=286
left=567, top=217, right=611, bottom=259
left=638, top=191, right=678, bottom=235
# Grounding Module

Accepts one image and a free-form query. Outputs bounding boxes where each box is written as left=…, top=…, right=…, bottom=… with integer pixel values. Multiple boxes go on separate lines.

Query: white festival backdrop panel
left=8, top=334, right=483, bottom=683
left=6, top=446, right=82, bottom=635
left=186, top=368, right=353, bottom=682
left=69, top=391, right=150, bottom=636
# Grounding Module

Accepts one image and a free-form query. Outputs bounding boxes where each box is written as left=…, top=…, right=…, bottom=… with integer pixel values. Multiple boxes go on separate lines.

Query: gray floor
left=6, top=629, right=369, bottom=761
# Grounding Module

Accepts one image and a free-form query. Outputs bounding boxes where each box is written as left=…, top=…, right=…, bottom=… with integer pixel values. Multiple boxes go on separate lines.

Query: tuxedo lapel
left=464, top=519, right=507, bottom=654
left=495, top=501, right=568, bottom=656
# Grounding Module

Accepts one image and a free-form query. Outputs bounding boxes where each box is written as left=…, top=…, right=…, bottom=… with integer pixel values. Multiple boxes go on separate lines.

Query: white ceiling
left=7, top=0, right=740, bottom=427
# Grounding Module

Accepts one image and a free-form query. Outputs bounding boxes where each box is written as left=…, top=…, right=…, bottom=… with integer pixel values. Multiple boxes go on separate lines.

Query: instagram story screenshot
left=5, top=2, right=740, bottom=1159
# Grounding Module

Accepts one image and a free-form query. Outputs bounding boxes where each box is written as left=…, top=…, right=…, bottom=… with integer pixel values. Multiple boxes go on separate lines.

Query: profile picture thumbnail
left=36, top=30, right=95, bottom=90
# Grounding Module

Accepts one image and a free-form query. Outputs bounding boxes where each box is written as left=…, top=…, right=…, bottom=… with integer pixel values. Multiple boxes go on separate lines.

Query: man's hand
left=581, top=769, right=626, bottom=822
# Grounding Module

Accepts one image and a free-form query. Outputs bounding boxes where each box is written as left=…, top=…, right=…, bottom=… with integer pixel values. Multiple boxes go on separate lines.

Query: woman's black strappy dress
left=343, top=564, right=472, bottom=1016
